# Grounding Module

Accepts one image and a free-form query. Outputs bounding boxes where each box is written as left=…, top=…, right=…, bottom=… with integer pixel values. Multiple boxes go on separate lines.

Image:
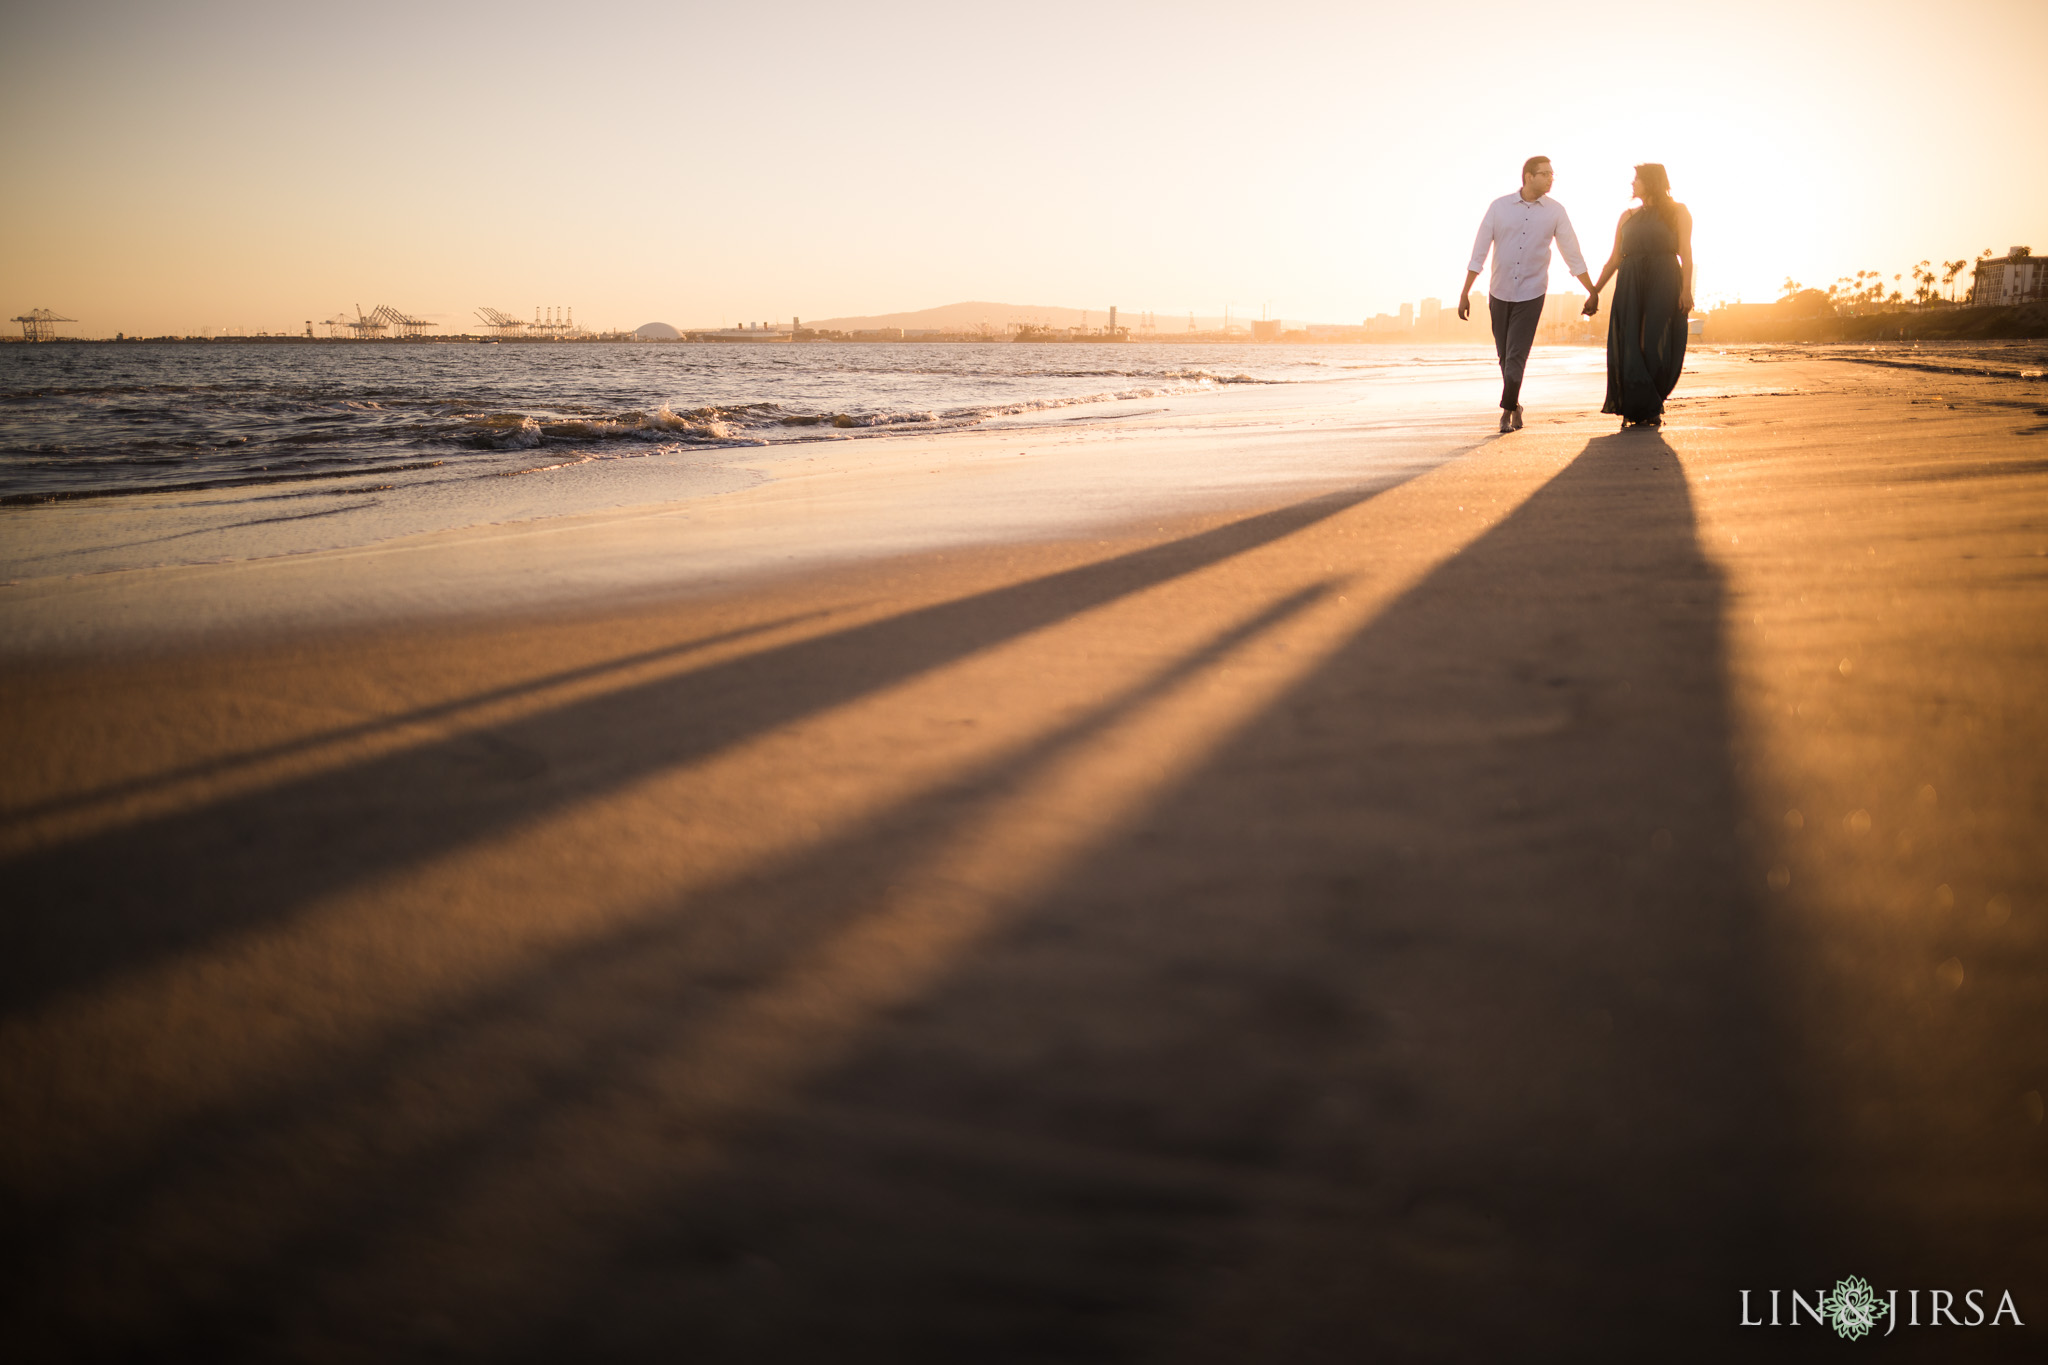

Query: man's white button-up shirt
left=1468, top=192, right=1588, bottom=303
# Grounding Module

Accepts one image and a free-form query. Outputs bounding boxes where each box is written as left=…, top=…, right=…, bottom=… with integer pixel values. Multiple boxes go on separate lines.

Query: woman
left=1584, top=164, right=1693, bottom=429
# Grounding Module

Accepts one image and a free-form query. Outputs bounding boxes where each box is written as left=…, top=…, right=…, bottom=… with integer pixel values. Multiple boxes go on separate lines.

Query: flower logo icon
left=1821, top=1275, right=1888, bottom=1340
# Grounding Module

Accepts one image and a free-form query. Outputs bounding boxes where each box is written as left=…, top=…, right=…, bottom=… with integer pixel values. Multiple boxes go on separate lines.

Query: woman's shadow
left=526, top=430, right=1816, bottom=1361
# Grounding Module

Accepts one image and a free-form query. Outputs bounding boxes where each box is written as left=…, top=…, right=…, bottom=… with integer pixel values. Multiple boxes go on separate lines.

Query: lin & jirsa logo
left=1740, top=1276, right=2024, bottom=1339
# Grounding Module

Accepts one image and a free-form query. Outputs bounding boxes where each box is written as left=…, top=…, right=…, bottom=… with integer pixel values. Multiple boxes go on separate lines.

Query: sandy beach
left=3, top=354, right=2045, bottom=1359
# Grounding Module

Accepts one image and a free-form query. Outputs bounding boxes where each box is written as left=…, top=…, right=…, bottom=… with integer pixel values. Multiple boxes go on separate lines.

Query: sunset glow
left=5, top=0, right=2043, bottom=335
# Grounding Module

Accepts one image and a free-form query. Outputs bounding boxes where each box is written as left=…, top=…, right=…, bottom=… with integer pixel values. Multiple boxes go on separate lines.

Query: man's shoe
left=1499, top=411, right=1513, bottom=434
left=1510, top=405, right=1525, bottom=430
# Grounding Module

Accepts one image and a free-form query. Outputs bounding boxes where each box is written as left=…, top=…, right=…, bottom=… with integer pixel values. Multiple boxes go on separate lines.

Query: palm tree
left=1942, top=260, right=1967, bottom=302
left=1910, top=260, right=1935, bottom=307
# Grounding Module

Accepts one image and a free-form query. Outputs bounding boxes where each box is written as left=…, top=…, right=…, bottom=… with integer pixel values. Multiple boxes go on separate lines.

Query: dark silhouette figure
left=1589, top=163, right=1693, bottom=427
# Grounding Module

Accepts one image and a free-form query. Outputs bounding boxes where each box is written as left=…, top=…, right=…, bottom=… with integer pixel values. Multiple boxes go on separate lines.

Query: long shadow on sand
left=1, top=484, right=1384, bottom=1015
left=14, top=435, right=1936, bottom=1361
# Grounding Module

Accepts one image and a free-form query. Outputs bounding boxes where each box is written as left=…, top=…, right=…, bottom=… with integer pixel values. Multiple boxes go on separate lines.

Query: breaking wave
left=464, top=370, right=1285, bottom=449
left=454, top=373, right=1274, bottom=454
left=460, top=405, right=751, bottom=449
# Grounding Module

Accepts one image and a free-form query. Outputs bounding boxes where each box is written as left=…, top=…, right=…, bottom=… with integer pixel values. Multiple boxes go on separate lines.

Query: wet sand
left=2, top=356, right=2045, bottom=1360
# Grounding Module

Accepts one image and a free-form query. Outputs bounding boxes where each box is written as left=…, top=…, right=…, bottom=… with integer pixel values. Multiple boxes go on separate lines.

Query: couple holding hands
left=1461, top=155, right=1694, bottom=433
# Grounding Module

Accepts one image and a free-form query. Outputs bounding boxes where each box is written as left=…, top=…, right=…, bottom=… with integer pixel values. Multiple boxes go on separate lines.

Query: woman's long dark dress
left=1603, top=206, right=1687, bottom=423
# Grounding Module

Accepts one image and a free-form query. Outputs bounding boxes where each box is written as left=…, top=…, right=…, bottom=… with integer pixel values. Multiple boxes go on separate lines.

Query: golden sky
left=4, top=0, right=2043, bottom=336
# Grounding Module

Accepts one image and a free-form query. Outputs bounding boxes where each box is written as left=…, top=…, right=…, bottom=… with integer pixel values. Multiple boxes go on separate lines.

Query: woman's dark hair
left=1635, top=163, right=1675, bottom=218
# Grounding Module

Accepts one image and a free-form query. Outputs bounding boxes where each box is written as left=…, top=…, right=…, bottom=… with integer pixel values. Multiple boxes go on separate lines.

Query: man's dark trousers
left=1488, top=294, right=1544, bottom=411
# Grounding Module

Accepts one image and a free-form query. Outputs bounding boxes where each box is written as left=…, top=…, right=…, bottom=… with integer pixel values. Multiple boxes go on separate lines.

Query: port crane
left=529, top=306, right=576, bottom=338
left=474, top=306, right=526, bottom=338
left=11, top=308, right=75, bottom=341
left=368, top=304, right=436, bottom=339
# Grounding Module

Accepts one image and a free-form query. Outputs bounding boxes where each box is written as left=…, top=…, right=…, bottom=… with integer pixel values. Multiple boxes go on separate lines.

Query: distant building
left=1398, top=302, right=1413, bottom=329
left=1415, top=297, right=1453, bottom=339
left=1535, top=293, right=1601, bottom=345
left=1970, top=247, right=2043, bottom=306
left=634, top=322, right=681, bottom=340
left=698, top=322, right=795, bottom=342
left=1251, top=319, right=1282, bottom=341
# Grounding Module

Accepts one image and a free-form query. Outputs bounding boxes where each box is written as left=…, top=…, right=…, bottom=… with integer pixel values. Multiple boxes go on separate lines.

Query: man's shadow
left=518, top=431, right=1820, bottom=1361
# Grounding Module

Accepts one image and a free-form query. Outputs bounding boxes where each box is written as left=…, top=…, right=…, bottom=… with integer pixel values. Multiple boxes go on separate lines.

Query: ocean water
left=0, top=341, right=1399, bottom=505
left=3, top=339, right=1583, bottom=589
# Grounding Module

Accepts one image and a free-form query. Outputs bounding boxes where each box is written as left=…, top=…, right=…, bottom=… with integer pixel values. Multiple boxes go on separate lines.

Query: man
left=1461, top=156, right=1597, bottom=434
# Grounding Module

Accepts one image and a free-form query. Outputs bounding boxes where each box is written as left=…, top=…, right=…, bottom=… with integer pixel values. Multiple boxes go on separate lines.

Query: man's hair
left=1522, top=156, right=1552, bottom=181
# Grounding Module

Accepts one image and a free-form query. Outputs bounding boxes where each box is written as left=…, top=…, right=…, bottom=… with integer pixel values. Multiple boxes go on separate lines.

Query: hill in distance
left=803, top=301, right=1096, bottom=332
left=801, top=301, right=1262, bottom=333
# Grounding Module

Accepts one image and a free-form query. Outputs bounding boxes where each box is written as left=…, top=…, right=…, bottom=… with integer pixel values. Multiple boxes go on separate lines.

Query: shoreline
left=0, top=347, right=1617, bottom=656
left=0, top=342, right=1483, bottom=528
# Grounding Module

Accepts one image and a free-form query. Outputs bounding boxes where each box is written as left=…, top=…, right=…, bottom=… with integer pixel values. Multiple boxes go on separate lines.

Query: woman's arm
left=1675, top=204, right=1695, bottom=314
left=1582, top=208, right=1632, bottom=314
